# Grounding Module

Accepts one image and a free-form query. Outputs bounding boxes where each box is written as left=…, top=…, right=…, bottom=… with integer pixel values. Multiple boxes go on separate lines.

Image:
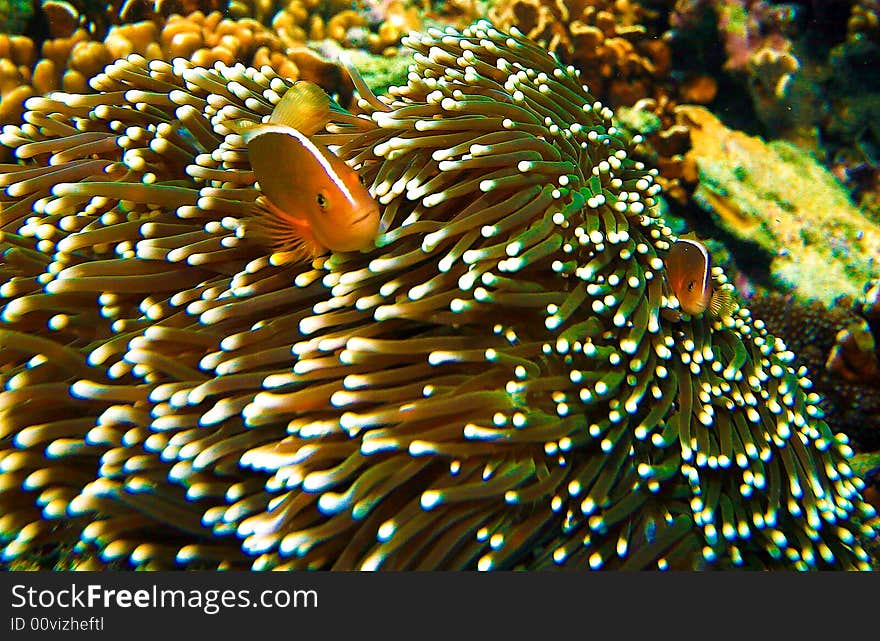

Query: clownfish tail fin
left=268, top=82, right=331, bottom=136
left=709, top=287, right=737, bottom=319
left=242, top=196, right=324, bottom=264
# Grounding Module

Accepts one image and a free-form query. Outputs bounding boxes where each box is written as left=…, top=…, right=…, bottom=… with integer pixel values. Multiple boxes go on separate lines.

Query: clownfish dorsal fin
left=268, top=81, right=331, bottom=136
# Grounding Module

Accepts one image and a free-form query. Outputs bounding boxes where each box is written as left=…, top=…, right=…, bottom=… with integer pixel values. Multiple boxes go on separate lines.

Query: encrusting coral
left=679, top=105, right=880, bottom=307
left=0, top=21, right=877, bottom=570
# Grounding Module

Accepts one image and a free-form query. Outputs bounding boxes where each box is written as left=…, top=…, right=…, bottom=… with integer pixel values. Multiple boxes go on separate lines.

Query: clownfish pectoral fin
left=661, top=308, right=684, bottom=323
left=268, top=81, right=331, bottom=136
left=225, top=118, right=261, bottom=137
left=243, top=196, right=324, bottom=264
left=708, top=287, right=737, bottom=319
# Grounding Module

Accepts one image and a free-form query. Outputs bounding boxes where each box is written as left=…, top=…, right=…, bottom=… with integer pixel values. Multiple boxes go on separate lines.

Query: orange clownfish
left=236, top=81, right=380, bottom=261
left=665, top=234, right=735, bottom=318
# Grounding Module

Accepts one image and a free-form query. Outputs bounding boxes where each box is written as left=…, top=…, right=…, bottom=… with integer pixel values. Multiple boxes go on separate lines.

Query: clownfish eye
left=687, top=280, right=696, bottom=292
left=316, top=192, right=329, bottom=209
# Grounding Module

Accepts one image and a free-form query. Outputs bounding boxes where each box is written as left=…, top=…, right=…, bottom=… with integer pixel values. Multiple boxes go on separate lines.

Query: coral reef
left=848, top=0, right=880, bottom=44
left=679, top=105, right=880, bottom=306
left=325, top=43, right=411, bottom=96
left=0, top=33, right=37, bottom=126
left=426, top=0, right=480, bottom=27
left=852, top=451, right=880, bottom=513
left=746, top=281, right=880, bottom=452
left=668, top=0, right=820, bottom=140
left=269, top=0, right=422, bottom=55
left=823, top=35, right=880, bottom=196
left=482, top=0, right=707, bottom=208
left=0, top=11, right=356, bottom=140
left=486, top=0, right=672, bottom=107
left=713, top=1, right=799, bottom=73
left=663, top=0, right=880, bottom=157
left=834, top=162, right=880, bottom=221
left=614, top=97, right=698, bottom=206
left=38, top=0, right=229, bottom=39
left=0, top=22, right=876, bottom=571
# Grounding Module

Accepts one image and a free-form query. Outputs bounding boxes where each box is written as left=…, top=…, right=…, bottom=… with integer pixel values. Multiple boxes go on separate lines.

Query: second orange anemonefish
left=233, top=81, right=380, bottom=261
left=664, top=234, right=736, bottom=318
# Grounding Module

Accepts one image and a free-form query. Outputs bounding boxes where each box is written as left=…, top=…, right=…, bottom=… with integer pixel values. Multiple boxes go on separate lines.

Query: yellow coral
left=271, top=0, right=421, bottom=54
left=0, top=10, right=357, bottom=141
left=488, top=0, right=669, bottom=106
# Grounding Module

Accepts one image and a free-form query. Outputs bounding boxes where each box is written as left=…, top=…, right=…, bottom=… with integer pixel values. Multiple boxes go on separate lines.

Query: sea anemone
left=0, top=20, right=877, bottom=570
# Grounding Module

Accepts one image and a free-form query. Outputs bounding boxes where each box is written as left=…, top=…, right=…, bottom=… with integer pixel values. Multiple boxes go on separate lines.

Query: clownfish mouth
left=350, top=210, right=375, bottom=226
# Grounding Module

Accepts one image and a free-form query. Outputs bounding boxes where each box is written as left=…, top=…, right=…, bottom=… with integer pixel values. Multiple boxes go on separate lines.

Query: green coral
left=683, top=106, right=880, bottom=306
left=0, top=0, right=33, bottom=34
left=341, top=47, right=412, bottom=96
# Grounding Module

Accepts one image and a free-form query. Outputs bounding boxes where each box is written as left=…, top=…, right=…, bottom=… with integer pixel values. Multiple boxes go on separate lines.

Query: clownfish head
left=666, top=237, right=712, bottom=316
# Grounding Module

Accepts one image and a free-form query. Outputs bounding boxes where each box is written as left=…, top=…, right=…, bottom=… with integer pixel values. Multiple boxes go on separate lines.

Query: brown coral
left=40, top=0, right=230, bottom=39
left=747, top=46, right=799, bottom=103
left=615, top=95, right=699, bottom=205
left=0, top=11, right=355, bottom=140
left=271, top=0, right=422, bottom=55
left=847, top=0, right=880, bottom=44
left=156, top=11, right=286, bottom=67
left=427, top=0, right=480, bottom=26
left=0, top=35, right=38, bottom=128
left=485, top=0, right=698, bottom=204
left=40, top=0, right=83, bottom=39
left=827, top=280, right=880, bottom=385
left=487, top=0, right=671, bottom=107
